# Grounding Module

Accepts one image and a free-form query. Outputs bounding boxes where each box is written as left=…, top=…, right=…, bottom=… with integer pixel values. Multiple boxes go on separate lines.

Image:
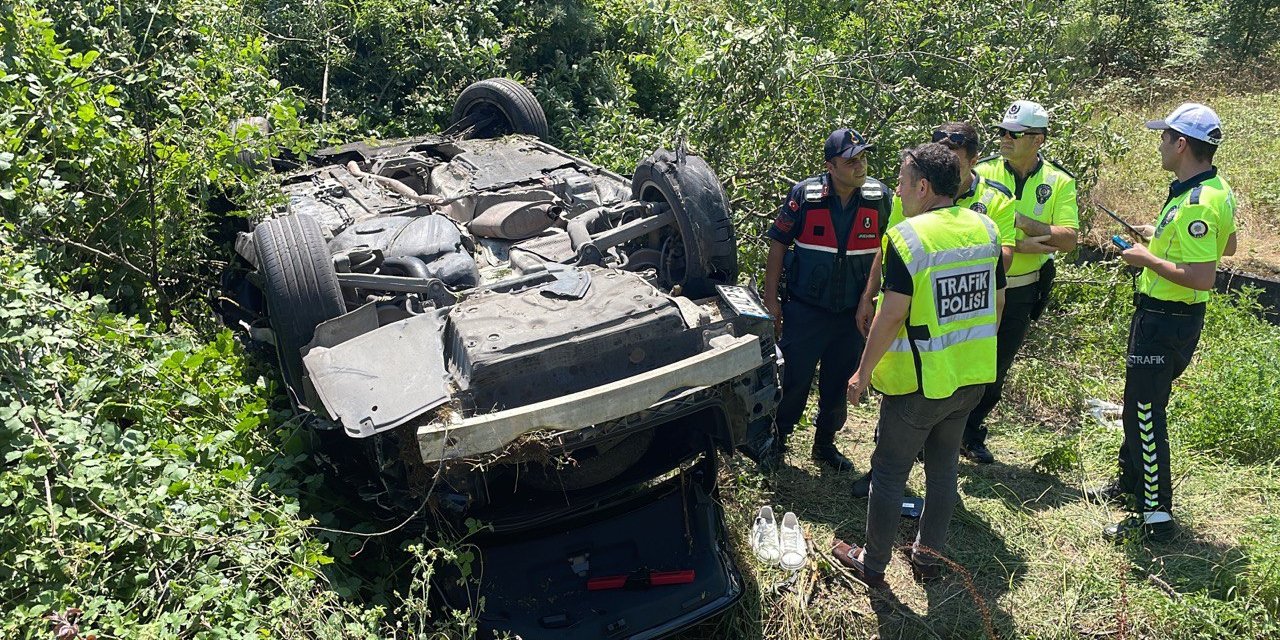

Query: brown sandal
left=831, top=539, right=886, bottom=588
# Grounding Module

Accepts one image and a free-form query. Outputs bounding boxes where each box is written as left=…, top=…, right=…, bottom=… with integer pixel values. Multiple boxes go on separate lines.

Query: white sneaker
left=749, top=506, right=781, bottom=565
left=778, top=511, right=807, bottom=571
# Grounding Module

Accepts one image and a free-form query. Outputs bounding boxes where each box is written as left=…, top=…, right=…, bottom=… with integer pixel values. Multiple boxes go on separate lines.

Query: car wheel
left=630, top=149, right=738, bottom=298
left=253, top=214, right=346, bottom=400
left=450, top=78, right=549, bottom=141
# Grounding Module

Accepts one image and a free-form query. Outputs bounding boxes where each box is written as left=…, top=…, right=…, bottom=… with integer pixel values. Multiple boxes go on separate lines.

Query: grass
left=672, top=398, right=1280, bottom=639
left=1090, top=87, right=1280, bottom=276
left=672, top=262, right=1280, bottom=639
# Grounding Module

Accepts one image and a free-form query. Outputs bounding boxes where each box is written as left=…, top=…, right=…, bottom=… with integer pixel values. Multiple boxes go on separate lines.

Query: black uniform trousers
left=1118, top=299, right=1203, bottom=514
left=962, top=283, right=1038, bottom=446
left=775, top=299, right=865, bottom=442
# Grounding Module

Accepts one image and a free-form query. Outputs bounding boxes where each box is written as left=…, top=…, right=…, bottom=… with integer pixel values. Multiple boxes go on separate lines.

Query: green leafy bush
left=1, top=0, right=316, bottom=321
left=0, top=239, right=388, bottom=636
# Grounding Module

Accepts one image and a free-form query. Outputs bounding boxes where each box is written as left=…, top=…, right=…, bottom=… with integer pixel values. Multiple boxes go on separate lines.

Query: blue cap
left=824, top=128, right=874, bottom=161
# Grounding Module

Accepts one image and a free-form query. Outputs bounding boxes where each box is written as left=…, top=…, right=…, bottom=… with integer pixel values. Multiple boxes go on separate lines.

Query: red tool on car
left=587, top=568, right=696, bottom=591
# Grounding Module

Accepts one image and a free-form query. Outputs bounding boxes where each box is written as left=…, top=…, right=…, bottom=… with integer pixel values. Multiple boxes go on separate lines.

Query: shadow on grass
left=958, top=456, right=1085, bottom=513
left=1121, top=526, right=1251, bottom=602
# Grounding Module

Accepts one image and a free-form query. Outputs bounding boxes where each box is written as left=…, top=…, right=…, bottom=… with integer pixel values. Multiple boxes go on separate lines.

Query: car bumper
left=417, top=333, right=762, bottom=461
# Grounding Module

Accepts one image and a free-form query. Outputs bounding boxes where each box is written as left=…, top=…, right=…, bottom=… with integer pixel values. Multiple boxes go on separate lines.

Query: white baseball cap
left=997, top=100, right=1050, bottom=132
left=1144, top=102, right=1223, bottom=145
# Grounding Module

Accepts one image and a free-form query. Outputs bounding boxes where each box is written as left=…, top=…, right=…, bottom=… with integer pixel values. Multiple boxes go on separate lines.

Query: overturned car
left=229, top=79, right=779, bottom=638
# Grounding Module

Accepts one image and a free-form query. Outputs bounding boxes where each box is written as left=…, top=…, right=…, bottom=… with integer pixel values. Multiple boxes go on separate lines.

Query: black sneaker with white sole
left=1103, top=515, right=1176, bottom=543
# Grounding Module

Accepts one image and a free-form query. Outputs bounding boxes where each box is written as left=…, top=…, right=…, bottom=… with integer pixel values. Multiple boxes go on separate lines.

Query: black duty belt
left=1134, top=293, right=1206, bottom=317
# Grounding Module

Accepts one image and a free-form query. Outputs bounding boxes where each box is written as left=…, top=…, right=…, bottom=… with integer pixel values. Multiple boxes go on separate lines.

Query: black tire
left=450, top=78, right=549, bottom=141
left=253, top=214, right=346, bottom=400
left=630, top=150, right=738, bottom=298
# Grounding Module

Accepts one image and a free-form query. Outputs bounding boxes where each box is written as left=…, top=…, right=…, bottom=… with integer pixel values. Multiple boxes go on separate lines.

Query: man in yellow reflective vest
left=963, top=100, right=1079, bottom=464
left=831, top=143, right=1006, bottom=585
left=849, top=121, right=1017, bottom=497
left=1089, top=103, right=1237, bottom=542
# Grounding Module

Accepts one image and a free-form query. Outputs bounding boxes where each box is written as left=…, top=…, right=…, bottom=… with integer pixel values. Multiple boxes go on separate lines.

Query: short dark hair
left=1164, top=128, right=1218, bottom=162
left=934, top=122, right=980, bottom=159
left=902, top=143, right=961, bottom=199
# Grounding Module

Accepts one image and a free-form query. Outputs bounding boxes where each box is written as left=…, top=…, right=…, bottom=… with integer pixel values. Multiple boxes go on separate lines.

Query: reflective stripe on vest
left=888, top=323, right=999, bottom=353
left=891, top=213, right=1000, bottom=277
left=978, top=189, right=997, bottom=209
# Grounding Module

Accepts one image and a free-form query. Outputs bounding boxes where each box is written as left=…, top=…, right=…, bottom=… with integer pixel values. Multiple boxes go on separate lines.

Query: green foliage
left=1088, top=0, right=1169, bottom=70
left=1170, top=288, right=1280, bottom=463
left=0, top=239, right=383, bottom=636
left=1, top=0, right=318, bottom=321
left=1214, top=0, right=1280, bottom=59
left=2, top=0, right=1278, bottom=635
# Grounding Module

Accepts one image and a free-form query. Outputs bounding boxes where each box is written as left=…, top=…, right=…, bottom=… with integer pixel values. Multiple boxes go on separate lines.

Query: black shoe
left=1103, top=516, right=1176, bottom=543
left=960, top=442, right=995, bottom=464
left=899, top=547, right=943, bottom=583
left=758, top=442, right=787, bottom=474
left=812, top=443, right=854, bottom=472
left=851, top=471, right=872, bottom=498
left=1084, top=481, right=1128, bottom=507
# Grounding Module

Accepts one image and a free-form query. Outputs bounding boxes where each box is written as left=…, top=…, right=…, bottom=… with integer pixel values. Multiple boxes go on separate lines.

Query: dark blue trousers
left=775, top=299, right=865, bottom=443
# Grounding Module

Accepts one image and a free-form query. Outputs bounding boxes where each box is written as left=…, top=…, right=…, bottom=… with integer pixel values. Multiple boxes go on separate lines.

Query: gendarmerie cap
left=824, top=128, right=874, bottom=161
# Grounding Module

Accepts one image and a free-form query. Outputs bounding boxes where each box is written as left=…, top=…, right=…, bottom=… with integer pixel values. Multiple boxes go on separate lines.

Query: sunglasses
left=932, top=130, right=971, bottom=146
left=995, top=127, right=1044, bottom=140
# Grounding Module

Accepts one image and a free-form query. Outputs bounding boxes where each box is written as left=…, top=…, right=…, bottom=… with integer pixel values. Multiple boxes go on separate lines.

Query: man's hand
left=855, top=296, right=875, bottom=337
left=1134, top=224, right=1155, bottom=241
left=847, top=368, right=871, bottom=404
left=1015, top=234, right=1055, bottom=254
left=1120, top=243, right=1159, bottom=268
left=764, top=297, right=783, bottom=337
left=1015, top=213, right=1050, bottom=236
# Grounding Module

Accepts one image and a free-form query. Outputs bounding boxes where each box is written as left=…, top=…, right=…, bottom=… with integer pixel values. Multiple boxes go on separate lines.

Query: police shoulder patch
left=1187, top=220, right=1208, bottom=238
left=802, top=181, right=825, bottom=202
left=971, top=202, right=988, bottom=215
left=1035, top=183, right=1053, bottom=204
left=1045, top=158, right=1077, bottom=180
left=773, top=215, right=795, bottom=234
left=983, top=178, right=1013, bottom=198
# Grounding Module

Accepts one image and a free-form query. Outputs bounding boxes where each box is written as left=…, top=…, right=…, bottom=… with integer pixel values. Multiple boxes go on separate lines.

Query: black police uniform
left=765, top=173, right=892, bottom=456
